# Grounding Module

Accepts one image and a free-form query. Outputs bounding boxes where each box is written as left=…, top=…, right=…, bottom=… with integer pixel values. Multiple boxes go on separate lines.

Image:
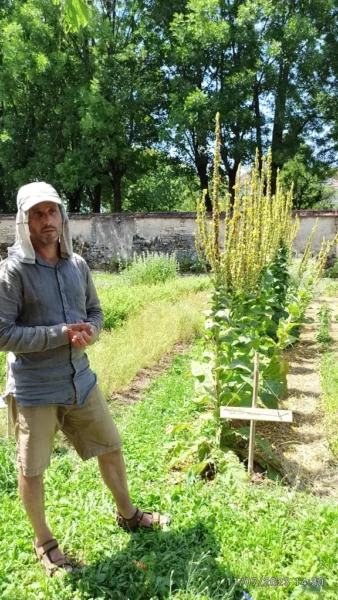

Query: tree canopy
left=0, top=0, right=338, bottom=212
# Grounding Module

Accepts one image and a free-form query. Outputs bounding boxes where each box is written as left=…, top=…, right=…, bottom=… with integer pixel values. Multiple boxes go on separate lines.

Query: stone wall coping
left=1, top=209, right=338, bottom=220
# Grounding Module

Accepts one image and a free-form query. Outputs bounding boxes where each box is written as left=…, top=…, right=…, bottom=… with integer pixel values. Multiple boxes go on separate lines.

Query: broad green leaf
left=227, top=360, right=252, bottom=372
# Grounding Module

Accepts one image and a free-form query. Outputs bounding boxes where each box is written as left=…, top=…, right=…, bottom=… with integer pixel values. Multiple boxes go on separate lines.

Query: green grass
left=92, top=274, right=210, bottom=329
left=1, top=350, right=337, bottom=600
left=120, top=252, right=179, bottom=286
left=320, top=352, right=338, bottom=459
left=317, top=279, right=338, bottom=297
left=87, top=292, right=206, bottom=396
left=0, top=352, right=5, bottom=394
left=316, top=303, right=333, bottom=350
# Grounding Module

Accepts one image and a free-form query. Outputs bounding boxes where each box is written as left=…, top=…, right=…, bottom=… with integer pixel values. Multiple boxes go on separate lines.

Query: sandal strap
left=150, top=511, right=160, bottom=525
left=35, top=538, right=59, bottom=558
left=116, top=508, right=170, bottom=531
left=116, top=508, right=144, bottom=530
left=121, top=508, right=141, bottom=523
left=50, top=557, right=72, bottom=568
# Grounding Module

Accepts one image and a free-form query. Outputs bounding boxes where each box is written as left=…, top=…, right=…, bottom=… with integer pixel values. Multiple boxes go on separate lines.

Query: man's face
left=28, top=201, right=62, bottom=246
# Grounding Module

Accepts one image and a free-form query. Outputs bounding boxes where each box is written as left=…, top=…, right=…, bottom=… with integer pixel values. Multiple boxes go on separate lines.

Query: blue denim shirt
left=0, top=251, right=104, bottom=406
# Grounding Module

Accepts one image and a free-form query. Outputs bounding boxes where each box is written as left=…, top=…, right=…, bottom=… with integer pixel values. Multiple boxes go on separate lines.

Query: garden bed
left=256, top=295, right=338, bottom=496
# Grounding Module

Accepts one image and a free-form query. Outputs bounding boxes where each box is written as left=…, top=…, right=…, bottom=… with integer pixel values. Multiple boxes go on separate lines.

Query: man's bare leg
left=98, top=449, right=152, bottom=526
left=18, top=468, right=71, bottom=568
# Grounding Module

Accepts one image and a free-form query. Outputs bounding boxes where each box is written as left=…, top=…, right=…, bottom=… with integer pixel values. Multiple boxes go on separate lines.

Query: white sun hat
left=17, top=182, right=63, bottom=212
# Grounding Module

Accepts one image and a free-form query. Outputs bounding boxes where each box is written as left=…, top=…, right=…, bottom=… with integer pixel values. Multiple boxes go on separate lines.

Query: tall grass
left=121, top=252, right=179, bottom=285
left=97, top=276, right=209, bottom=329
left=320, top=352, right=338, bottom=458
left=0, top=352, right=6, bottom=394
left=87, top=293, right=206, bottom=396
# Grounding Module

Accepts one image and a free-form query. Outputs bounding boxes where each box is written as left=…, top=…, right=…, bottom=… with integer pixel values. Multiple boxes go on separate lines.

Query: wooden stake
left=248, top=352, right=259, bottom=478
left=220, top=352, right=292, bottom=480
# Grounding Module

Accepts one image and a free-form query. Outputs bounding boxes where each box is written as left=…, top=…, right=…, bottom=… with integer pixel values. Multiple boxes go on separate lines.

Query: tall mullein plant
left=195, top=113, right=297, bottom=436
left=196, top=118, right=298, bottom=296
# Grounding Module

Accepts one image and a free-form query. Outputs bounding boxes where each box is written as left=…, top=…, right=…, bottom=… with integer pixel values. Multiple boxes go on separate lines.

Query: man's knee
left=97, top=448, right=123, bottom=464
left=18, top=468, right=43, bottom=489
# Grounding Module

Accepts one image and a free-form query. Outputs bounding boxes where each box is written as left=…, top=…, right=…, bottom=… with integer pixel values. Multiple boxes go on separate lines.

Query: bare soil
left=106, top=298, right=338, bottom=497
left=108, top=342, right=186, bottom=409
left=257, top=296, right=338, bottom=497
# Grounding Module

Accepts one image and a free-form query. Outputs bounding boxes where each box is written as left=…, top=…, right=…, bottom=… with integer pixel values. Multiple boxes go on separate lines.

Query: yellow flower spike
left=195, top=115, right=298, bottom=294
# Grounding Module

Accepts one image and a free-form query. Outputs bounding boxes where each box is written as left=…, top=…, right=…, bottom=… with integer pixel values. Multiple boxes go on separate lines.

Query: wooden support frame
left=220, top=352, right=292, bottom=477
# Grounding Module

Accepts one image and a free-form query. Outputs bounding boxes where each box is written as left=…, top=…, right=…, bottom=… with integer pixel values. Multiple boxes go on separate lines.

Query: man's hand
left=63, top=322, right=95, bottom=348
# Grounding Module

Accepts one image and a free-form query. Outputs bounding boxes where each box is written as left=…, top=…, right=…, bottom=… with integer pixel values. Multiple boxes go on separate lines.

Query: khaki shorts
left=7, top=385, right=123, bottom=477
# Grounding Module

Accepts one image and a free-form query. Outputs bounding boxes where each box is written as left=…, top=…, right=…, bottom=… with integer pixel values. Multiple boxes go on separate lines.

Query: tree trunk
left=253, top=76, right=263, bottom=172
left=108, top=159, right=127, bottom=212
left=271, top=58, right=290, bottom=194
left=227, top=159, right=240, bottom=206
left=113, top=178, right=122, bottom=212
left=196, top=156, right=212, bottom=211
left=90, top=183, right=101, bottom=212
left=68, top=187, right=83, bottom=212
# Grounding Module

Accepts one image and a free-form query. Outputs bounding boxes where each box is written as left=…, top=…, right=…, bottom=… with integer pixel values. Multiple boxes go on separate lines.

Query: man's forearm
left=85, top=307, right=104, bottom=344
left=0, top=320, right=69, bottom=353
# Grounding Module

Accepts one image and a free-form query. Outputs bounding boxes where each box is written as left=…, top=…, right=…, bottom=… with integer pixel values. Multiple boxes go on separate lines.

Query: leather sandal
left=116, top=507, right=170, bottom=532
left=33, top=538, right=73, bottom=577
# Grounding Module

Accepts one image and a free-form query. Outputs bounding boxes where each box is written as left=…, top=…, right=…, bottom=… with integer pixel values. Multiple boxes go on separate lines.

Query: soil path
left=108, top=342, right=186, bottom=409
left=258, top=295, right=338, bottom=497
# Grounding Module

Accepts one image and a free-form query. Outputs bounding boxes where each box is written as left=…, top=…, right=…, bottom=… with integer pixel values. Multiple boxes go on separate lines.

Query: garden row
left=167, top=117, right=338, bottom=479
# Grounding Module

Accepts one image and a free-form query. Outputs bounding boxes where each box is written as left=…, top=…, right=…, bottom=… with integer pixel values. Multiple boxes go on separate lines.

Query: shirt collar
left=35, top=251, right=65, bottom=268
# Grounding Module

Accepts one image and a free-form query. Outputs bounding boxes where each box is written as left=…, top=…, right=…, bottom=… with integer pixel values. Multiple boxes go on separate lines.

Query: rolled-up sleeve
left=0, top=262, right=69, bottom=353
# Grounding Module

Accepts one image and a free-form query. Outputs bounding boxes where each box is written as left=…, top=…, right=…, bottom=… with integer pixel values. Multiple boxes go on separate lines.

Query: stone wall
left=1, top=210, right=338, bottom=270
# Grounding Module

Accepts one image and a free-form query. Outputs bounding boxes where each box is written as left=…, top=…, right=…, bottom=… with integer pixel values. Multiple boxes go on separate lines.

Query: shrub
left=325, top=258, right=338, bottom=279
left=120, top=251, right=179, bottom=285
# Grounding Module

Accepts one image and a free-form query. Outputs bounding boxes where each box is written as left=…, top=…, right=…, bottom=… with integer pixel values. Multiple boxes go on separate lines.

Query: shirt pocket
left=64, top=264, right=87, bottom=314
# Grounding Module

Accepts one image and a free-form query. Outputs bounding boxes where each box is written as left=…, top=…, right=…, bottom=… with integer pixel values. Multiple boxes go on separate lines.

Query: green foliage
left=280, top=146, right=335, bottom=209
left=277, top=287, right=314, bottom=349
left=325, top=259, right=338, bottom=279
left=317, top=304, right=333, bottom=350
left=168, top=248, right=295, bottom=476
left=1, top=0, right=337, bottom=212
left=1, top=351, right=338, bottom=599
left=94, top=273, right=210, bottom=329
left=120, top=252, right=179, bottom=286
left=53, top=0, right=90, bottom=31
left=0, top=352, right=6, bottom=394
left=320, top=352, right=338, bottom=458
left=121, top=152, right=200, bottom=212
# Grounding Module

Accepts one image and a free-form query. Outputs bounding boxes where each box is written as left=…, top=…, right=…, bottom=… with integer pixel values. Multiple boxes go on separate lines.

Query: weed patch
left=317, top=304, right=333, bottom=350
left=121, top=252, right=179, bottom=286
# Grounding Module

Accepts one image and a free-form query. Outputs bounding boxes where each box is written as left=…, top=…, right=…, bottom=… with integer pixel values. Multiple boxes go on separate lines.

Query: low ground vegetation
left=87, top=293, right=206, bottom=397
left=1, top=262, right=338, bottom=596
left=1, top=351, right=337, bottom=599
left=93, top=273, right=209, bottom=330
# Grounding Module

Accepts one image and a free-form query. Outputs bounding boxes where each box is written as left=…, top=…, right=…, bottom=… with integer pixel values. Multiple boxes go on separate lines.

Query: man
left=0, top=182, right=169, bottom=577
